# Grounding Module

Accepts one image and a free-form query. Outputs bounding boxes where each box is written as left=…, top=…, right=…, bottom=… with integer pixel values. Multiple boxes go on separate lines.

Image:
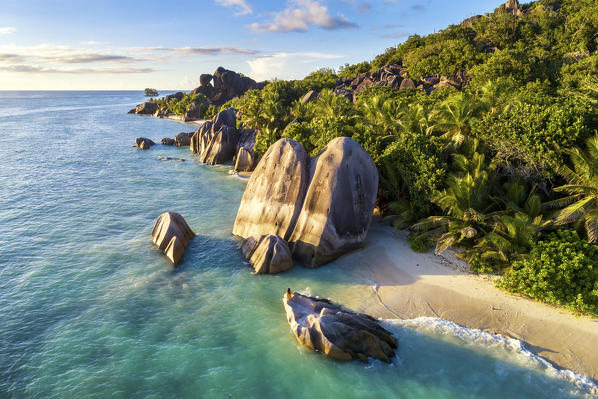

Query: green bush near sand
left=499, top=230, right=598, bottom=316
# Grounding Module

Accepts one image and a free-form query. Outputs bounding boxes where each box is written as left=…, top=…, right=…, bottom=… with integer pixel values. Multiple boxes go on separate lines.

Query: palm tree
left=433, top=92, right=482, bottom=147
left=397, top=103, right=435, bottom=136
left=414, top=149, right=496, bottom=254
left=546, top=134, right=598, bottom=242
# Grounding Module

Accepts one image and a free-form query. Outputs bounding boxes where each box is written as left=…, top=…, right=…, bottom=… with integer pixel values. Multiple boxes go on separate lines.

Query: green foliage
left=471, top=94, right=597, bottom=178
left=168, top=93, right=209, bottom=117
left=338, top=61, right=371, bottom=79
left=301, top=68, right=338, bottom=92
left=546, top=134, right=598, bottom=242
left=499, top=230, right=598, bottom=316
left=378, top=135, right=446, bottom=225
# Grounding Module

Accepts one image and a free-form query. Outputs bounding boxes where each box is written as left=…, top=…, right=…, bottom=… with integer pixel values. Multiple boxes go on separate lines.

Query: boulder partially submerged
left=241, top=235, right=293, bottom=274
left=161, top=137, right=175, bottom=146
left=134, top=102, right=158, bottom=115
left=135, top=137, right=155, bottom=150
left=151, top=212, right=195, bottom=266
left=283, top=290, right=397, bottom=363
left=174, top=132, right=194, bottom=147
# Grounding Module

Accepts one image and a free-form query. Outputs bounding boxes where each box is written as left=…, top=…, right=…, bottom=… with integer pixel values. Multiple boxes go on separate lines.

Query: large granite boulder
left=164, top=91, right=184, bottom=102
left=190, top=109, right=240, bottom=165
left=135, top=137, right=155, bottom=150
left=174, top=132, right=194, bottom=147
left=283, top=290, right=397, bottom=363
left=233, top=129, right=258, bottom=172
left=232, top=139, right=310, bottom=241
left=200, top=73, right=213, bottom=87
left=199, top=125, right=239, bottom=165
left=232, top=137, right=378, bottom=267
left=135, top=102, right=158, bottom=115
left=161, top=137, right=175, bottom=145
left=234, top=147, right=256, bottom=172
left=399, top=78, right=416, bottom=90
left=289, top=137, right=378, bottom=267
left=151, top=212, right=195, bottom=266
left=241, top=235, right=293, bottom=274
left=183, top=101, right=203, bottom=122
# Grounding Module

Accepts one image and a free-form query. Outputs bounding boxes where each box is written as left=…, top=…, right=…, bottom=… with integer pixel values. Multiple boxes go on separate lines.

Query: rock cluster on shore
left=283, top=289, right=398, bottom=363
left=233, top=137, right=378, bottom=269
left=151, top=212, right=195, bottom=266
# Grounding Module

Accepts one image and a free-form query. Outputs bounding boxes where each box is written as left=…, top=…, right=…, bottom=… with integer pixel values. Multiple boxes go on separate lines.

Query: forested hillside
left=210, top=0, right=598, bottom=314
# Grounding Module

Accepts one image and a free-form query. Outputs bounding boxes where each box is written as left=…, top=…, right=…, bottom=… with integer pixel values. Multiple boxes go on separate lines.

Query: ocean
left=0, top=91, right=595, bottom=398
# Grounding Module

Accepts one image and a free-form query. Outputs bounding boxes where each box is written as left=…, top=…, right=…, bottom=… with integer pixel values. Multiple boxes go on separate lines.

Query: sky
left=0, top=0, right=503, bottom=90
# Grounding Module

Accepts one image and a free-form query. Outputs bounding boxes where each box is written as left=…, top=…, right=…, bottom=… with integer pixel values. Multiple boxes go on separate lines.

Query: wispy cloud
left=0, top=26, right=16, bottom=35
left=215, top=0, right=252, bottom=15
left=250, top=0, right=357, bottom=33
left=0, top=45, right=143, bottom=64
left=0, top=65, right=154, bottom=74
left=247, top=51, right=344, bottom=80
left=136, top=46, right=258, bottom=56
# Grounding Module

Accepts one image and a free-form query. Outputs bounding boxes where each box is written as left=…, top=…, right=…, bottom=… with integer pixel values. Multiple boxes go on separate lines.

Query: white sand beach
left=331, top=223, right=598, bottom=380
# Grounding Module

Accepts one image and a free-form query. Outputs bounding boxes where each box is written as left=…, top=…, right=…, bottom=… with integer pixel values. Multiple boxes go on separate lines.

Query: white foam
left=384, top=317, right=598, bottom=397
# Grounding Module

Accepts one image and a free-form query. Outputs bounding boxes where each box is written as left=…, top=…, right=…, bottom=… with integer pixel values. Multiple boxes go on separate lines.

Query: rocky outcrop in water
left=241, top=235, right=293, bottom=274
left=283, top=290, right=397, bottom=363
left=135, top=137, right=155, bottom=150
left=134, top=102, right=158, bottom=115
left=190, top=67, right=265, bottom=106
left=190, top=109, right=240, bottom=165
left=151, top=212, right=195, bottom=266
left=233, top=138, right=310, bottom=241
left=161, top=137, right=175, bottom=145
left=233, top=137, right=377, bottom=267
left=174, top=132, right=194, bottom=147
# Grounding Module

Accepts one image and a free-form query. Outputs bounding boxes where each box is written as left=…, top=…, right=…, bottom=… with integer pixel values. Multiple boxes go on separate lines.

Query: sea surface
left=0, top=91, right=596, bottom=399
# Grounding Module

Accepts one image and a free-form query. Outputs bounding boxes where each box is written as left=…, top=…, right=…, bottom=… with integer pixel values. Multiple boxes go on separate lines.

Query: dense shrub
left=499, top=230, right=598, bottom=315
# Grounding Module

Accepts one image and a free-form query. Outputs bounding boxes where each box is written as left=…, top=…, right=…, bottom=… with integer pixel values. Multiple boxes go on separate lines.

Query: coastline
left=159, top=114, right=598, bottom=381
left=330, top=223, right=598, bottom=381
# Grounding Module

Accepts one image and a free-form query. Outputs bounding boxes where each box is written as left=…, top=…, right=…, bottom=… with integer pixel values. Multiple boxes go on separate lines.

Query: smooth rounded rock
left=289, top=137, right=378, bottom=267
left=241, top=235, right=293, bottom=274
left=151, top=212, right=195, bottom=266
left=233, top=138, right=310, bottom=241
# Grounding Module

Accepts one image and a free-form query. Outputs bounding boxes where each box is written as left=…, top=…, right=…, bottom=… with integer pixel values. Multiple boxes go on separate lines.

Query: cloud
left=215, top=0, right=252, bottom=15
left=137, top=46, right=258, bottom=56
left=0, top=45, right=143, bottom=64
left=0, top=53, right=27, bottom=63
left=0, top=27, right=15, bottom=35
left=0, top=65, right=154, bottom=74
left=250, top=0, right=357, bottom=33
left=247, top=51, right=344, bottom=81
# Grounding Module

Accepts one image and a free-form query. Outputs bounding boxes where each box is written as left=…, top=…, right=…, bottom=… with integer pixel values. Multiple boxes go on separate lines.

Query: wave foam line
left=384, top=317, right=598, bottom=397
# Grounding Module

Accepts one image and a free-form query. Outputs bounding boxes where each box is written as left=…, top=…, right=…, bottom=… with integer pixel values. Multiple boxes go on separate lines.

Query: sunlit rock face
left=232, top=138, right=310, bottom=241
left=151, top=212, right=195, bottom=266
left=282, top=290, right=398, bottom=363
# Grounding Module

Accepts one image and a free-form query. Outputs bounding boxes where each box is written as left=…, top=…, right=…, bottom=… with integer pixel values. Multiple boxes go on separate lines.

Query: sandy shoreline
left=330, top=223, right=598, bottom=381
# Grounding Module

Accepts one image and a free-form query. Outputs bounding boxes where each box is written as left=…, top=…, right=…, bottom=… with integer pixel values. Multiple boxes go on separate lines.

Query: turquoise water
left=0, top=91, right=595, bottom=399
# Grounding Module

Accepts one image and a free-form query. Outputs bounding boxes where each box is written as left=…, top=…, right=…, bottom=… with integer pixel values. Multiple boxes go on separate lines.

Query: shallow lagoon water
left=0, top=91, right=596, bottom=398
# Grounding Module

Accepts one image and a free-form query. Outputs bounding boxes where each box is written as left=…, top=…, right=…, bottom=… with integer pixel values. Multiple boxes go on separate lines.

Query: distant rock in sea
left=135, top=137, right=155, bottom=150
left=283, top=289, right=397, bottom=363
